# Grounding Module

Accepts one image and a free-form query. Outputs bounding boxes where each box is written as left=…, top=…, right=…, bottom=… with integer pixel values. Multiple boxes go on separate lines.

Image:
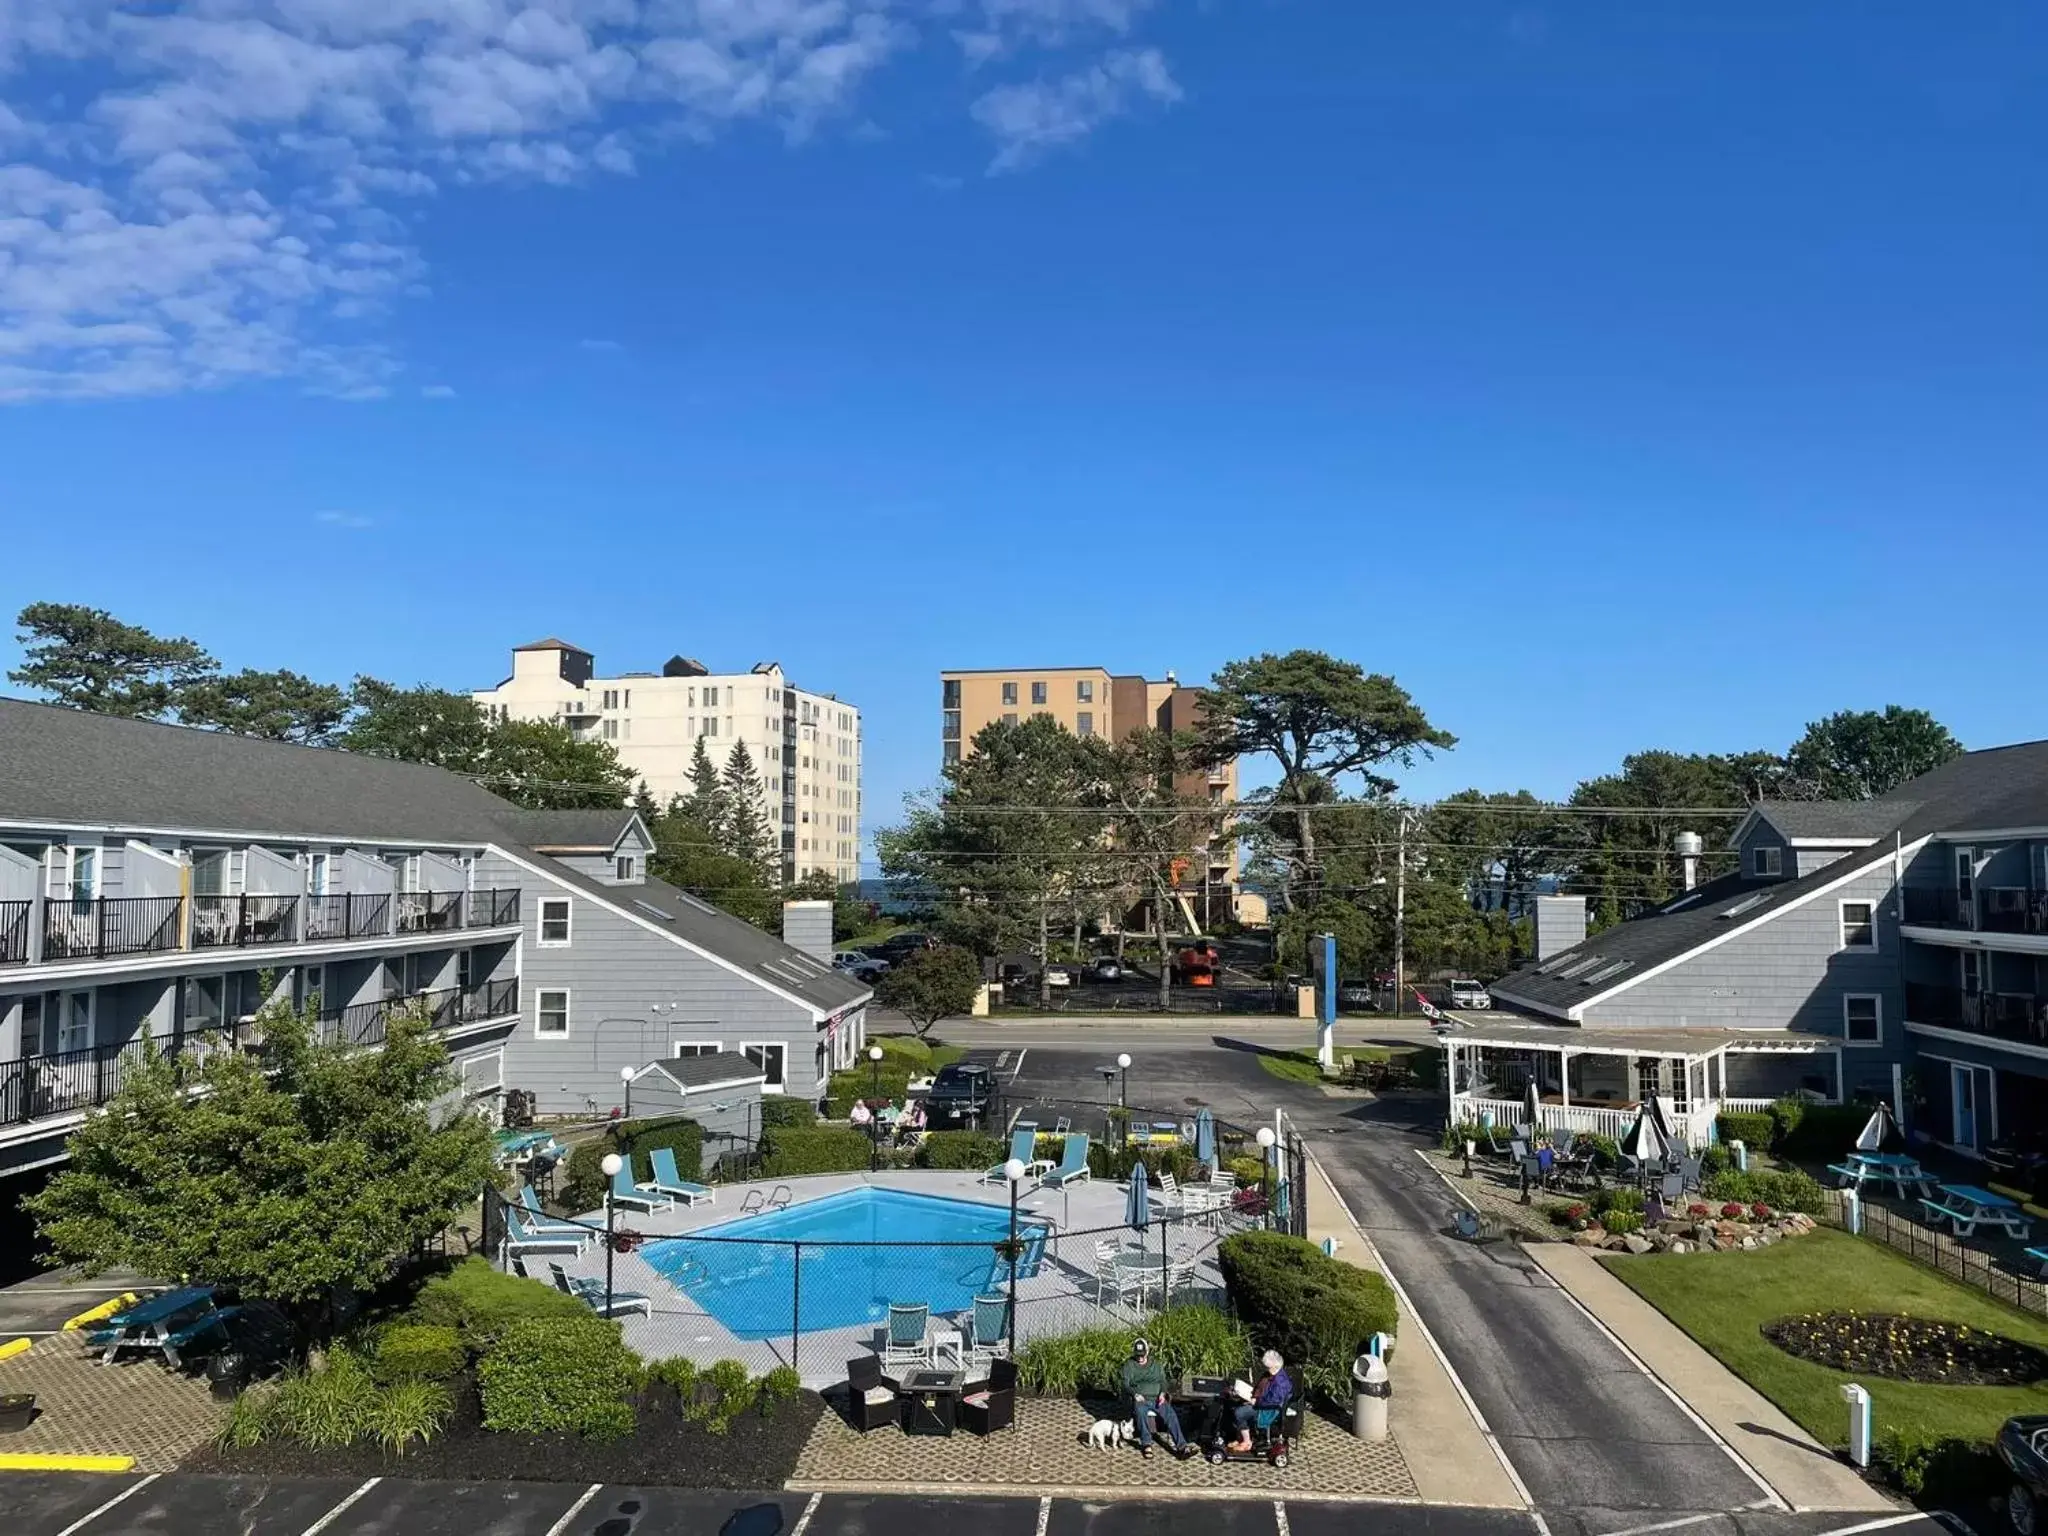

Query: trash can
left=1730, top=1139, right=1748, bottom=1172
left=1352, top=1354, right=1391, bottom=1441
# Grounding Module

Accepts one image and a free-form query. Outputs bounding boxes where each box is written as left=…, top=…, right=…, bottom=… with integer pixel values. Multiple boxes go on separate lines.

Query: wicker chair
left=844, top=1354, right=900, bottom=1432
left=960, top=1356, right=1017, bottom=1436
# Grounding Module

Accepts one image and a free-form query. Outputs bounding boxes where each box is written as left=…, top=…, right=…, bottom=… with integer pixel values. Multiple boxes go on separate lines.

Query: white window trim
left=673, top=1040, right=720, bottom=1058
left=1837, top=899, right=1879, bottom=952
left=740, top=1040, right=788, bottom=1093
left=538, top=897, right=573, bottom=947
left=58, top=989, right=95, bottom=1053
left=1751, top=845, right=1782, bottom=877
left=535, top=987, right=571, bottom=1038
left=1842, top=993, right=1883, bottom=1047
left=616, top=855, right=637, bottom=881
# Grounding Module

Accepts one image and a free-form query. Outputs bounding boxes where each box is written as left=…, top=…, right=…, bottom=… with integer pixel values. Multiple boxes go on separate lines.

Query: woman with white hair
left=1228, top=1349, right=1292, bottom=1452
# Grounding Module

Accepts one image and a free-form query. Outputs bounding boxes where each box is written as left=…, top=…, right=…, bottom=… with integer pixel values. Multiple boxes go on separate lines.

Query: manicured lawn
left=1613, top=1226, right=2048, bottom=1447
left=1257, top=1049, right=1325, bottom=1085
left=1255, top=1043, right=1438, bottom=1088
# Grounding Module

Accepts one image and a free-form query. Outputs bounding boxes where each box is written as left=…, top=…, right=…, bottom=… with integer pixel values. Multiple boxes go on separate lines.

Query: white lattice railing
left=1453, top=1093, right=1721, bottom=1145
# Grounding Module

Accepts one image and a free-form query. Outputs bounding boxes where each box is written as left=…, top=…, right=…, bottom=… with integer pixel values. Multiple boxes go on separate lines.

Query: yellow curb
left=0, top=1339, right=31, bottom=1362
left=62, top=1293, right=137, bottom=1332
left=0, top=1455, right=138, bottom=1473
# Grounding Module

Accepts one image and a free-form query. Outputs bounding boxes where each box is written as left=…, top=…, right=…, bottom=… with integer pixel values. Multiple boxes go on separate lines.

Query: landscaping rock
left=1669, top=1240, right=1691, bottom=1254
left=1756, top=1230, right=1778, bottom=1246
left=1740, top=1236, right=1758, bottom=1250
left=1572, top=1229, right=1607, bottom=1248
left=1623, top=1234, right=1655, bottom=1255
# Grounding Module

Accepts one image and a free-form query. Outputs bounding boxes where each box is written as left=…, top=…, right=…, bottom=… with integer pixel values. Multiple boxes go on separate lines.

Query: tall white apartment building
left=472, top=639, right=862, bottom=886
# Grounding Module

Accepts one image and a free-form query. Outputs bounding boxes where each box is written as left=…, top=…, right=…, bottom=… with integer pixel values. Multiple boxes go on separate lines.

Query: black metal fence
left=0, top=900, right=28, bottom=965
left=317, top=979, right=519, bottom=1050
left=0, top=1024, right=240, bottom=1125
left=1827, top=1188, right=2048, bottom=1317
left=191, top=893, right=301, bottom=949
left=42, top=896, right=183, bottom=961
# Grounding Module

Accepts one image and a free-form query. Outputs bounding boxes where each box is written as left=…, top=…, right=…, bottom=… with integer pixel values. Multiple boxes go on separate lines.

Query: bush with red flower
left=1720, top=1202, right=1745, bottom=1220
left=1750, top=1202, right=1773, bottom=1221
left=1687, top=1203, right=1710, bottom=1218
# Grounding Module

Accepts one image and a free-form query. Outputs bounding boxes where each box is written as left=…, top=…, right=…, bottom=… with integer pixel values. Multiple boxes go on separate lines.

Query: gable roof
left=493, top=808, right=639, bottom=853
left=514, top=637, right=589, bottom=653
left=649, top=1050, right=767, bottom=1091
left=1741, top=800, right=1920, bottom=845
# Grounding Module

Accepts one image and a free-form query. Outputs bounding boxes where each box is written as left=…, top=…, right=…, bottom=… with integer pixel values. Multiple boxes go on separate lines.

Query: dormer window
left=616, top=855, right=638, bottom=882
left=1751, top=845, right=1782, bottom=878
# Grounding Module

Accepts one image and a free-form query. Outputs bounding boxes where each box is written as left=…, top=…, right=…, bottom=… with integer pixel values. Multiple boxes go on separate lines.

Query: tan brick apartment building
left=938, top=666, right=1249, bottom=926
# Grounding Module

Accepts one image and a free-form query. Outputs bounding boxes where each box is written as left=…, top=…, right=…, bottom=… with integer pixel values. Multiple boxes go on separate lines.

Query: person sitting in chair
left=1228, top=1350, right=1293, bottom=1452
left=1119, top=1337, right=1193, bottom=1459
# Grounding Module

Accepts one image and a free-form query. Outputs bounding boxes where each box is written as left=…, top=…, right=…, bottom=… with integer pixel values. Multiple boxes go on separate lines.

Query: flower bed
left=1761, top=1311, right=2048, bottom=1386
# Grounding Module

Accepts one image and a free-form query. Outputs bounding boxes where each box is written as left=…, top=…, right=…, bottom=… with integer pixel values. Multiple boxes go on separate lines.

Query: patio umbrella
left=1856, top=1101, right=1902, bottom=1153
left=1622, top=1103, right=1670, bottom=1167
left=1126, top=1159, right=1152, bottom=1237
left=1194, top=1108, right=1217, bottom=1170
left=1646, top=1094, right=1676, bottom=1149
left=1522, top=1078, right=1543, bottom=1134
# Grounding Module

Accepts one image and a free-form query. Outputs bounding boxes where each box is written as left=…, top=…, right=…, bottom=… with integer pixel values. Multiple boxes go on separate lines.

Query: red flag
left=1413, top=988, right=1447, bottom=1024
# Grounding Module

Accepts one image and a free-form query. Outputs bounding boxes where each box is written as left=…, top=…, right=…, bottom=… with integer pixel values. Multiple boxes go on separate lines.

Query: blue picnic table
left=87, top=1285, right=239, bottom=1368
left=1828, top=1152, right=1935, bottom=1197
left=1921, top=1183, right=2032, bottom=1240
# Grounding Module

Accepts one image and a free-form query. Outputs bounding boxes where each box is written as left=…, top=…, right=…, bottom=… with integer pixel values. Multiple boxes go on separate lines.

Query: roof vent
left=663, top=655, right=708, bottom=678
left=1674, top=830, right=1703, bottom=891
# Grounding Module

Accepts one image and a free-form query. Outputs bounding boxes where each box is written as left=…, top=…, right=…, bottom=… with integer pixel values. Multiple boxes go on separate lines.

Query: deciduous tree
left=876, top=945, right=983, bottom=1040
left=1788, top=707, right=1963, bottom=800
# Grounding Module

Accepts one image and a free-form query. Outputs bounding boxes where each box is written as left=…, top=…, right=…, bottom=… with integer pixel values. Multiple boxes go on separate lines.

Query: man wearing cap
left=1118, top=1337, right=1192, bottom=1459
left=1228, top=1350, right=1293, bottom=1452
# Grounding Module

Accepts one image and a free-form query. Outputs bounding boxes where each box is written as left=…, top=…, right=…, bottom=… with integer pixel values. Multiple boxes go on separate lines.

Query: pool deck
left=541, top=1170, right=1234, bottom=1387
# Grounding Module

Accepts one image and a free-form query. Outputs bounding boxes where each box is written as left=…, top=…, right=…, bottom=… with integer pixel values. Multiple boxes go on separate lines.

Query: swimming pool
left=641, top=1187, right=1051, bottom=1340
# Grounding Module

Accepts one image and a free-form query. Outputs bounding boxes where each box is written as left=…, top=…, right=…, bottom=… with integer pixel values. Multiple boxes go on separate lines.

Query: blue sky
left=1, top=2, right=2043, bottom=868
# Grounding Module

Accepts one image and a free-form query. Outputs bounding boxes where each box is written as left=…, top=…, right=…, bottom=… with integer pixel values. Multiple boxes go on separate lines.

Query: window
left=1635, top=1057, right=1661, bottom=1103
left=1002, top=712, right=1018, bottom=727
left=602, top=718, right=618, bottom=740
left=616, top=855, right=637, bottom=881
left=59, top=991, right=93, bottom=1052
left=1076, top=711, right=1094, bottom=737
left=1751, top=845, right=1782, bottom=877
left=674, top=1042, right=719, bottom=1058
left=1077, top=679, right=1094, bottom=702
left=1839, top=901, right=1877, bottom=951
left=19, top=996, right=43, bottom=1056
left=301, top=965, right=324, bottom=1011
left=707, top=717, right=718, bottom=737
left=538, top=897, right=572, bottom=946
left=1844, top=995, right=1881, bottom=1044
left=942, top=710, right=961, bottom=741
left=1031, top=681, right=1047, bottom=705
left=743, top=1042, right=787, bottom=1092
left=623, top=689, right=631, bottom=708
left=943, top=741, right=961, bottom=766
left=705, top=685, right=719, bottom=707
left=602, top=688, right=618, bottom=709
left=536, top=989, right=569, bottom=1037
left=67, top=845, right=98, bottom=902
left=1961, top=949, right=1984, bottom=995
left=307, top=851, right=329, bottom=896
left=1001, top=681, right=1018, bottom=706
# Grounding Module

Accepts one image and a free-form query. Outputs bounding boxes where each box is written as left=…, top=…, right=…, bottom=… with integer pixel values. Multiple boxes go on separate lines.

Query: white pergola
left=1443, top=1021, right=1843, bottom=1142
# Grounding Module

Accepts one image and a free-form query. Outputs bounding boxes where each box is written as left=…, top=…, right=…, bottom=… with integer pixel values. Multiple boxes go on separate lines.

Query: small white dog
left=1085, top=1417, right=1136, bottom=1450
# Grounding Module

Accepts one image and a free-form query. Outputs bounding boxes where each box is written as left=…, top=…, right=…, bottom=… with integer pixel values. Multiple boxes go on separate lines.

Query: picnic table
left=1921, top=1183, right=2032, bottom=1240
left=87, top=1285, right=239, bottom=1368
left=1828, top=1152, right=1936, bottom=1197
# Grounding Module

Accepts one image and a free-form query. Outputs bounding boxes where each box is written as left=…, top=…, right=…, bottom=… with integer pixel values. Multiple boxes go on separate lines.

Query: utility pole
left=1393, top=807, right=1409, bottom=1017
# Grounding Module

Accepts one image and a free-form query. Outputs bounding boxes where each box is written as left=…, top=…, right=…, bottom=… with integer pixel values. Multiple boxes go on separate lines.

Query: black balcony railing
left=302, top=892, right=392, bottom=941
left=0, top=900, right=28, bottom=966
left=396, top=891, right=464, bottom=935
left=1901, top=886, right=2048, bottom=935
left=42, top=896, right=183, bottom=962
left=1905, top=981, right=2048, bottom=1044
left=191, top=893, right=301, bottom=949
left=466, top=890, right=520, bottom=929
left=461, top=977, right=519, bottom=1023
left=0, top=1025, right=239, bottom=1127
left=317, top=979, right=521, bottom=1050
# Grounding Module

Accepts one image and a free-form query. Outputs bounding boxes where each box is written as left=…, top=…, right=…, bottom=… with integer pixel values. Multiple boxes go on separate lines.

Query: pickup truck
left=924, top=1063, right=995, bottom=1125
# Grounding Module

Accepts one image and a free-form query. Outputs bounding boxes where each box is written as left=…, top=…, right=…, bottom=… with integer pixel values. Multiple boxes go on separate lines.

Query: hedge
left=1775, top=1104, right=1866, bottom=1158
left=1701, top=1168, right=1825, bottom=1214
left=917, top=1131, right=1005, bottom=1170
left=410, top=1258, right=587, bottom=1352
left=557, top=1141, right=612, bottom=1214
left=759, top=1126, right=874, bottom=1176
left=373, top=1324, right=464, bottom=1383
left=1217, top=1230, right=1397, bottom=1404
left=616, top=1114, right=705, bottom=1183
left=1088, top=1141, right=1205, bottom=1186
left=1714, top=1111, right=1774, bottom=1150
left=759, top=1098, right=818, bottom=1131
left=478, top=1312, right=644, bottom=1439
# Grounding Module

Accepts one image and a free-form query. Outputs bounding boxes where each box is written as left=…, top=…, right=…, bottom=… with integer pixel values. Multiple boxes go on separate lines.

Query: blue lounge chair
left=1044, top=1133, right=1092, bottom=1188
left=884, top=1302, right=929, bottom=1372
left=981, top=1127, right=1046, bottom=1183
left=644, top=1148, right=717, bottom=1206
left=547, top=1262, right=651, bottom=1319
left=518, top=1185, right=592, bottom=1237
left=964, top=1292, right=1011, bottom=1370
left=501, top=1209, right=588, bottom=1266
left=610, top=1158, right=672, bottom=1214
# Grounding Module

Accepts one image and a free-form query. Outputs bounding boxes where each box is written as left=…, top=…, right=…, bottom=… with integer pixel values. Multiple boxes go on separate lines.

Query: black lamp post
left=867, top=1043, right=884, bottom=1171
left=620, top=1064, right=635, bottom=1121
left=600, top=1151, right=622, bottom=1316
left=1004, top=1156, right=1025, bottom=1353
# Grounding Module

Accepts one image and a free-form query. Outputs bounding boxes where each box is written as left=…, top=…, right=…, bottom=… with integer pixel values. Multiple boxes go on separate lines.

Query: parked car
left=871, top=932, right=936, bottom=965
left=1998, top=1414, right=2048, bottom=1533
left=925, top=1063, right=995, bottom=1124
left=1337, top=980, right=1378, bottom=1009
left=1045, top=964, right=1072, bottom=988
left=833, top=950, right=889, bottom=982
left=1082, top=957, right=1128, bottom=983
left=1448, top=979, right=1492, bottom=1010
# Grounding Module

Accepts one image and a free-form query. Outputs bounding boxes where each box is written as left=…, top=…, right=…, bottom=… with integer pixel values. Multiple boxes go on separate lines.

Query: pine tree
left=721, top=741, right=780, bottom=883
left=632, top=780, right=661, bottom=825
left=683, top=737, right=728, bottom=843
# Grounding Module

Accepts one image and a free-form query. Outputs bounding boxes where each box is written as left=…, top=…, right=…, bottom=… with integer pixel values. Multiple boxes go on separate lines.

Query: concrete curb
left=60, top=1294, right=136, bottom=1332
left=0, top=1338, right=32, bottom=1362
left=786, top=1478, right=1424, bottom=1505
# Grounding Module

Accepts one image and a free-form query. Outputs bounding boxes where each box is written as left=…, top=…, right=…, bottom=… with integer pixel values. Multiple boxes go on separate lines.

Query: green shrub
left=557, top=1140, right=612, bottom=1214
left=759, top=1098, right=818, bottom=1131
left=760, top=1365, right=802, bottom=1405
left=617, top=1115, right=705, bottom=1184
left=1440, top=1120, right=1487, bottom=1154
left=375, top=1324, right=464, bottom=1383
left=1087, top=1141, right=1204, bottom=1186
left=1594, top=1186, right=1645, bottom=1217
left=1698, top=1144, right=1732, bottom=1179
left=478, top=1314, right=644, bottom=1438
left=271, top=1354, right=380, bottom=1449
left=702, top=1358, right=756, bottom=1434
left=759, top=1126, right=874, bottom=1176
left=372, top=1378, right=452, bottom=1454
left=1715, top=1111, right=1775, bottom=1150
left=1016, top=1328, right=1138, bottom=1396
left=1603, top=1211, right=1643, bottom=1236
left=1225, top=1155, right=1268, bottom=1186
left=216, top=1384, right=278, bottom=1448
left=1218, top=1231, right=1397, bottom=1404
left=1776, top=1104, right=1866, bottom=1159
left=648, top=1355, right=699, bottom=1404
left=1767, top=1096, right=1806, bottom=1145
left=917, top=1131, right=1006, bottom=1170
left=1702, top=1169, right=1825, bottom=1215
left=410, top=1257, right=586, bottom=1350
left=1585, top=1134, right=1620, bottom=1165
left=1875, top=1429, right=2006, bottom=1502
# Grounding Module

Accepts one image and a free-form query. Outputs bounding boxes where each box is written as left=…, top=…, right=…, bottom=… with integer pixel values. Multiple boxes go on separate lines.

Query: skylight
left=631, top=900, right=675, bottom=922
left=1556, top=955, right=1607, bottom=979
left=1581, top=960, right=1633, bottom=984
left=1719, top=893, right=1773, bottom=919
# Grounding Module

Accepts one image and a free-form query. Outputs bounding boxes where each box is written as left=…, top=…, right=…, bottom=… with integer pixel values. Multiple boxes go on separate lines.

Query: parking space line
left=542, top=1483, right=604, bottom=1536
left=1595, top=1515, right=1725, bottom=1536
left=789, top=1490, right=822, bottom=1536
left=1035, top=1496, right=1050, bottom=1536
left=53, top=1474, right=160, bottom=1536
left=299, top=1476, right=381, bottom=1536
left=1273, top=1499, right=1290, bottom=1536
left=1810, top=1518, right=1930, bottom=1536
left=1011, top=1049, right=1028, bottom=1081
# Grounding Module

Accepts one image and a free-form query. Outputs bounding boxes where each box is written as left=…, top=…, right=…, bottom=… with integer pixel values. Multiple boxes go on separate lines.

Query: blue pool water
left=642, top=1187, right=1051, bottom=1340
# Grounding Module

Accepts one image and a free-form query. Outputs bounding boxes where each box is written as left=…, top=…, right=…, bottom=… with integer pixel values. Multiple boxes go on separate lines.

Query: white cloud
left=972, top=45, right=1179, bottom=171
left=420, top=382, right=456, bottom=397
left=314, top=509, right=376, bottom=526
left=0, top=0, right=1191, bottom=400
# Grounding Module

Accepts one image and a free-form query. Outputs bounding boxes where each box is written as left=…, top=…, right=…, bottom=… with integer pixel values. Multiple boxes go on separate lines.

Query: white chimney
left=782, top=900, right=833, bottom=963
left=1674, top=831, right=1704, bottom=891
left=1534, top=895, right=1588, bottom=962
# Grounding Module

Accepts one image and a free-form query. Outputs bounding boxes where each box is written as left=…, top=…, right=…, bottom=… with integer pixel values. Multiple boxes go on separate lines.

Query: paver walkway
left=791, top=1393, right=1416, bottom=1500
left=0, top=1334, right=226, bottom=1470
left=1526, top=1245, right=1894, bottom=1512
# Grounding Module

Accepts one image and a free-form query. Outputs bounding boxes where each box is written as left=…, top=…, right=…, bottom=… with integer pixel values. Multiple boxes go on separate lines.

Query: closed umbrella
left=1194, top=1107, right=1217, bottom=1170
left=1126, top=1159, right=1152, bottom=1236
left=1622, top=1103, right=1669, bottom=1167
left=1856, top=1101, right=1902, bottom=1154
left=1646, top=1094, right=1676, bottom=1149
left=1522, top=1078, right=1543, bottom=1134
